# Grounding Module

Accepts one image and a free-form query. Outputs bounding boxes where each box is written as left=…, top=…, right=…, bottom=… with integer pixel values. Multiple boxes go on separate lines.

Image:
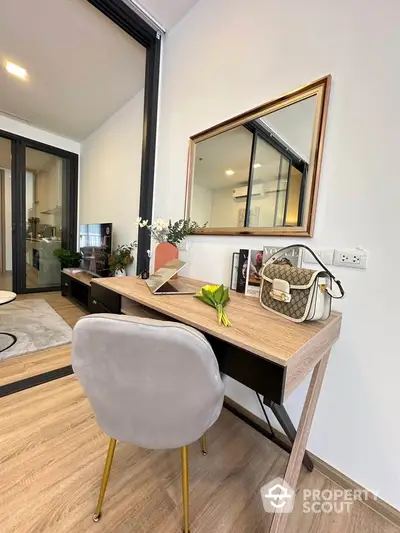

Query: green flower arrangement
left=195, top=284, right=231, bottom=327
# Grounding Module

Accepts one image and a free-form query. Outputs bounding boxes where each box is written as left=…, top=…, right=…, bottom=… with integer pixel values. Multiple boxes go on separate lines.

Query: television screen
left=79, top=223, right=112, bottom=277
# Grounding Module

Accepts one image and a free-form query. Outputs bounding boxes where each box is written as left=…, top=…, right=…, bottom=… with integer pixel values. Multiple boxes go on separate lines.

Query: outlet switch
left=333, top=249, right=368, bottom=269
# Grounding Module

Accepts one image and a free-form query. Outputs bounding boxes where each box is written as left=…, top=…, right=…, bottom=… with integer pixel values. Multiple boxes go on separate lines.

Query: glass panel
left=191, top=125, right=254, bottom=228
left=273, top=157, right=290, bottom=227
left=285, top=166, right=303, bottom=226
left=0, top=137, right=12, bottom=290
left=247, top=136, right=290, bottom=227
left=25, top=147, right=65, bottom=289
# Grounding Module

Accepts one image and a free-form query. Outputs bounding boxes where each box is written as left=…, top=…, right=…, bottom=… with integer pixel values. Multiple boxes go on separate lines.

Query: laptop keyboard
left=155, top=282, right=179, bottom=293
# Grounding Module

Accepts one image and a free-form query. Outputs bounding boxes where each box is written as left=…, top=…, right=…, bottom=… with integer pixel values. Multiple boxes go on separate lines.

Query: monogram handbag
left=259, top=245, right=345, bottom=323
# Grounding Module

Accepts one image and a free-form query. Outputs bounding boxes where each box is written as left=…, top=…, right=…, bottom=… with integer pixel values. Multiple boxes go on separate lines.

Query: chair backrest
left=72, top=314, right=224, bottom=449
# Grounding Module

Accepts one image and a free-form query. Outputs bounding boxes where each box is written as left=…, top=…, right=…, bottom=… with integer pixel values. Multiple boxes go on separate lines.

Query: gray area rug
left=0, top=299, right=72, bottom=361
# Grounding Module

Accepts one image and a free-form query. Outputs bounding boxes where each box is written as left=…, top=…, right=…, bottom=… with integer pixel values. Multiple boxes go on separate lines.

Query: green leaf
left=201, top=291, right=217, bottom=307
left=194, top=295, right=215, bottom=308
left=221, top=288, right=230, bottom=306
left=214, top=285, right=224, bottom=304
left=201, top=288, right=215, bottom=300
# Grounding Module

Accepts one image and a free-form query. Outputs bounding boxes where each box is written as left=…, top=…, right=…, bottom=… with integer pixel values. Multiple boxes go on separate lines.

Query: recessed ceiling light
left=5, top=61, right=28, bottom=80
left=225, top=169, right=235, bottom=176
left=254, top=163, right=262, bottom=169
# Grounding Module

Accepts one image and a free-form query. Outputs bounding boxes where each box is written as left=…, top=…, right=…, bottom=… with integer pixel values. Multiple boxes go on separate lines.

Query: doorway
left=0, top=131, right=78, bottom=294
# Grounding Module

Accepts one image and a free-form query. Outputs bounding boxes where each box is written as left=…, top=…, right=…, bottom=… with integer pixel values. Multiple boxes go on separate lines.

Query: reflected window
left=190, top=95, right=316, bottom=229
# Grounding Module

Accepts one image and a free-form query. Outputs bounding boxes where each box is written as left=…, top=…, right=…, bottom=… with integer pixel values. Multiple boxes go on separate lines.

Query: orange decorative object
left=154, top=242, right=179, bottom=272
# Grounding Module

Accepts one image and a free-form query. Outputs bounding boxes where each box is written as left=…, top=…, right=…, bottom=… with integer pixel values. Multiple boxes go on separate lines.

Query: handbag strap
left=263, top=244, right=345, bottom=299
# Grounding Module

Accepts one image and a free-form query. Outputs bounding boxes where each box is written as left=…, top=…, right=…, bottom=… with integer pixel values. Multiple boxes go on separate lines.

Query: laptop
left=145, top=259, right=196, bottom=295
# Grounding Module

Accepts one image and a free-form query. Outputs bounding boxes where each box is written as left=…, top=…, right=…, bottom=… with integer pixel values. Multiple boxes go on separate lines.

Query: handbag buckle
left=270, top=288, right=292, bottom=303
left=270, top=278, right=292, bottom=303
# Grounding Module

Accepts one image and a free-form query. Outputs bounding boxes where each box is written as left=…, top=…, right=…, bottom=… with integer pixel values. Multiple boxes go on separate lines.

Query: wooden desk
left=92, top=276, right=342, bottom=533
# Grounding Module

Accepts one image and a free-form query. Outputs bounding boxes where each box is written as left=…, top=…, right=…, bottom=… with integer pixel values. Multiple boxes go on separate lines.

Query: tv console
left=61, top=269, right=121, bottom=314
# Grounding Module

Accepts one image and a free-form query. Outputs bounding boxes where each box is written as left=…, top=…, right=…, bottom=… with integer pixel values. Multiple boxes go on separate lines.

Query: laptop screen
left=145, top=259, right=187, bottom=293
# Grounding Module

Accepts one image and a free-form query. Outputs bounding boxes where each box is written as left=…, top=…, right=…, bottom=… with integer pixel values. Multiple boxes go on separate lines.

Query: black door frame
left=86, top=0, right=161, bottom=275
left=0, top=129, right=79, bottom=294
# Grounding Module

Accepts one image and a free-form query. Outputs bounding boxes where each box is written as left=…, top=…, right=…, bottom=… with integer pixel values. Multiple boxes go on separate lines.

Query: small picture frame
left=230, top=253, right=239, bottom=290
left=236, top=249, right=249, bottom=293
left=245, top=249, right=264, bottom=297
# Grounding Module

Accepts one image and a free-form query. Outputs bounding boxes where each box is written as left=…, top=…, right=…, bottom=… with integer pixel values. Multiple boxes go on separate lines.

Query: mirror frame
left=185, top=75, right=331, bottom=237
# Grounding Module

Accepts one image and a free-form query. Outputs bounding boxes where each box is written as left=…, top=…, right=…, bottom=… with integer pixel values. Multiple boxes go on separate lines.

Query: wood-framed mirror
left=185, top=76, right=331, bottom=237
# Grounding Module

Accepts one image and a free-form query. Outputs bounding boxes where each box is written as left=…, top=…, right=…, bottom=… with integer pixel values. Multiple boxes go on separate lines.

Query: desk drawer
left=61, top=273, right=70, bottom=297
left=207, top=335, right=286, bottom=405
left=89, top=297, right=110, bottom=314
left=90, top=283, right=121, bottom=314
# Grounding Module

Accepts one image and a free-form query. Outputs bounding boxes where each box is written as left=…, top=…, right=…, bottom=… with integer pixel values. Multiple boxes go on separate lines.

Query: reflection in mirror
left=191, top=126, right=254, bottom=227
left=248, top=95, right=316, bottom=228
left=186, top=77, right=330, bottom=236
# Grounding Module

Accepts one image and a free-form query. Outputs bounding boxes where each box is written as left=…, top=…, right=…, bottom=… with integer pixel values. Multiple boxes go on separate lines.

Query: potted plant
left=53, top=248, right=82, bottom=269
left=108, top=242, right=137, bottom=277
left=136, top=218, right=206, bottom=271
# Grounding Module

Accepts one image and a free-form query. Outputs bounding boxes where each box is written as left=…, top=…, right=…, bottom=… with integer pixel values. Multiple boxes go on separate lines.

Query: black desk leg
left=265, top=399, right=315, bottom=472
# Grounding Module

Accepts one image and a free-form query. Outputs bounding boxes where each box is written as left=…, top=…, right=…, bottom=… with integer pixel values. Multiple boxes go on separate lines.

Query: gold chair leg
left=93, top=438, right=117, bottom=522
left=200, top=433, right=207, bottom=456
left=181, top=446, right=190, bottom=533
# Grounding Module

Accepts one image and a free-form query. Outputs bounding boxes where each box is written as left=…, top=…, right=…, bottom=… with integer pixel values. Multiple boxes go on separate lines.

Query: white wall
left=79, top=90, right=144, bottom=271
left=209, top=182, right=280, bottom=228
left=191, top=184, right=212, bottom=226
left=155, top=0, right=400, bottom=510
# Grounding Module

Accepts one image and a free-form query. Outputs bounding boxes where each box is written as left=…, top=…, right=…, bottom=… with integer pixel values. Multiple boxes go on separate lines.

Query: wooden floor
left=0, top=270, right=12, bottom=291
left=0, top=267, right=43, bottom=291
left=0, top=294, right=398, bottom=532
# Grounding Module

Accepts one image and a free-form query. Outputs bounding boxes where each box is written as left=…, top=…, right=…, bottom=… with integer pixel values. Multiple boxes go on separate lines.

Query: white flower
left=154, top=218, right=168, bottom=232
left=136, top=217, right=150, bottom=228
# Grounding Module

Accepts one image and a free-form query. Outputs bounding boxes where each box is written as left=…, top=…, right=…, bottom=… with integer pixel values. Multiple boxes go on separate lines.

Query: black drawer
left=61, top=273, right=70, bottom=296
left=88, top=297, right=110, bottom=314
left=90, top=283, right=121, bottom=314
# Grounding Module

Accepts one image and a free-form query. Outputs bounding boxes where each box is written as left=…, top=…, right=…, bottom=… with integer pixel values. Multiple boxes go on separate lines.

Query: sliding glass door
left=3, top=133, right=78, bottom=294
left=25, top=148, right=68, bottom=289
left=0, top=137, right=13, bottom=291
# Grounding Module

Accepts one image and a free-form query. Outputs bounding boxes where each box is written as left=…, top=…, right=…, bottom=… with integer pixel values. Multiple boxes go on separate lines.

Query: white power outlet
left=333, top=249, right=368, bottom=269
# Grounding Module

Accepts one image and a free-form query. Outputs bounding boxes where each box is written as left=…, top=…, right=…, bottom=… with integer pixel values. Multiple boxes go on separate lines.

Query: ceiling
left=260, top=96, right=317, bottom=161
left=0, top=0, right=146, bottom=141
left=136, top=0, right=200, bottom=30
left=194, top=126, right=282, bottom=190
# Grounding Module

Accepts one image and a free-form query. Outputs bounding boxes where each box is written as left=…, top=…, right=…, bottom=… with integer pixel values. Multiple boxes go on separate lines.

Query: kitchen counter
left=26, top=239, right=62, bottom=287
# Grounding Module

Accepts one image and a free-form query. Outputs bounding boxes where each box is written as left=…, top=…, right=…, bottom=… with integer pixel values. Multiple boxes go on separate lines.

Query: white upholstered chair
left=72, top=313, right=225, bottom=533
